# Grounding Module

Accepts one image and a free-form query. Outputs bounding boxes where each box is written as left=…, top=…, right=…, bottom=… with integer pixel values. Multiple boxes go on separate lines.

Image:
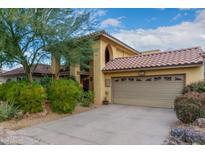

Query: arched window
left=105, top=47, right=110, bottom=63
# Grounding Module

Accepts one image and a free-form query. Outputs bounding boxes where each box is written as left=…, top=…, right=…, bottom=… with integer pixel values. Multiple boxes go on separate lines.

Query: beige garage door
left=112, top=75, right=184, bottom=108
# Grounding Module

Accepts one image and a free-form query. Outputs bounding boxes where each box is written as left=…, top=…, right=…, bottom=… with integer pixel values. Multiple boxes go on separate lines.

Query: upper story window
left=105, top=47, right=110, bottom=63
left=105, top=45, right=113, bottom=64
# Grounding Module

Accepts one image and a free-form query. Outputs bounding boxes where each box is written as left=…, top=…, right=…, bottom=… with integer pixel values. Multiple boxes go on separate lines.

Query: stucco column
left=93, top=40, right=106, bottom=107
left=70, top=64, right=80, bottom=83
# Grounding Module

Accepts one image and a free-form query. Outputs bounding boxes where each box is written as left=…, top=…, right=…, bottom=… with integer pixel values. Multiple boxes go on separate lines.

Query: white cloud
left=113, top=9, right=205, bottom=51
left=172, top=13, right=182, bottom=21
left=101, top=17, right=124, bottom=28
left=195, top=9, right=205, bottom=22
left=172, top=12, right=187, bottom=21
left=95, top=9, right=107, bottom=16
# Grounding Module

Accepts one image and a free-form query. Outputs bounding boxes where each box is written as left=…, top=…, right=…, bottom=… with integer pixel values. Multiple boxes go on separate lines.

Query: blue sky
left=99, top=8, right=197, bottom=30
left=94, top=8, right=205, bottom=51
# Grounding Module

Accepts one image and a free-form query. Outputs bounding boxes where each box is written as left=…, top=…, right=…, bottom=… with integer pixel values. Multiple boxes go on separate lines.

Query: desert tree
left=0, top=8, right=98, bottom=82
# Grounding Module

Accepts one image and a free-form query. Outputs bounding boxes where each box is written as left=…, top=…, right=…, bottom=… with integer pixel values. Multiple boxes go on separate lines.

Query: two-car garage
left=103, top=47, right=204, bottom=108
left=111, top=75, right=185, bottom=108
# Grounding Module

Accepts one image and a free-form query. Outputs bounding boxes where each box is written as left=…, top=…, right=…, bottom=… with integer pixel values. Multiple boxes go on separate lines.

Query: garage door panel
left=112, top=75, right=184, bottom=108
left=115, top=98, right=174, bottom=108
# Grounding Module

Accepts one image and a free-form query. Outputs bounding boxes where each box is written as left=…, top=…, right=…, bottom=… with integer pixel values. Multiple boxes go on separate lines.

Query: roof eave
left=78, top=31, right=139, bottom=54
left=0, top=72, right=52, bottom=78
left=100, top=33, right=139, bottom=54
left=0, top=73, right=25, bottom=77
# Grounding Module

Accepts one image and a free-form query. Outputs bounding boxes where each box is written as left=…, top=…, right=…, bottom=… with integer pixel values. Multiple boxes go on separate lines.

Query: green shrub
left=48, top=79, right=83, bottom=113
left=80, top=91, right=94, bottom=107
left=6, top=81, right=46, bottom=113
left=0, top=84, right=5, bottom=101
left=174, top=92, right=205, bottom=123
left=62, top=75, right=76, bottom=81
left=0, top=81, right=16, bottom=101
left=0, top=103, right=22, bottom=122
left=40, top=76, right=52, bottom=90
left=183, top=81, right=205, bottom=94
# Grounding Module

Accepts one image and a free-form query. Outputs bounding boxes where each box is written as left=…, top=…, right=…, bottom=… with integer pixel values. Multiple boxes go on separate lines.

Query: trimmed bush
left=183, top=81, right=205, bottom=94
left=6, top=81, right=46, bottom=113
left=174, top=92, right=205, bottom=123
left=48, top=79, right=83, bottom=113
left=80, top=91, right=94, bottom=107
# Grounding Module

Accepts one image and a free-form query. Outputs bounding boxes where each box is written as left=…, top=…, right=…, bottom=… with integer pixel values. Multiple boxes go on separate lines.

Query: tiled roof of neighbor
left=103, top=47, right=204, bottom=71
left=0, top=64, right=52, bottom=77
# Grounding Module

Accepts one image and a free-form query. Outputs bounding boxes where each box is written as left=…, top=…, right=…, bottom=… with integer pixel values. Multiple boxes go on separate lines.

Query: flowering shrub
left=174, top=92, right=205, bottom=123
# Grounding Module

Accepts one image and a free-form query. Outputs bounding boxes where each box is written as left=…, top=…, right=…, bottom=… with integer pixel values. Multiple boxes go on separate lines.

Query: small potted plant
left=103, top=91, right=109, bottom=105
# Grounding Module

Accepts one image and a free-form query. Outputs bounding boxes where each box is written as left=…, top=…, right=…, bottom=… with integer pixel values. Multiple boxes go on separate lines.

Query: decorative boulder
left=193, top=118, right=205, bottom=128
left=170, top=127, right=205, bottom=144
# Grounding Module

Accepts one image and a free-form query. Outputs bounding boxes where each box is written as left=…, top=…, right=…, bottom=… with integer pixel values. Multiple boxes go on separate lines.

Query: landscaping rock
left=170, top=127, right=205, bottom=144
left=193, top=118, right=205, bottom=128
left=163, top=135, right=189, bottom=145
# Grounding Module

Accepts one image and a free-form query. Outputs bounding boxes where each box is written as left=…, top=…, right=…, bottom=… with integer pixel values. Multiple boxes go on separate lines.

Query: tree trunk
left=23, top=64, right=33, bottom=83
left=54, top=71, right=60, bottom=80
left=51, top=54, right=61, bottom=80
left=28, top=71, right=33, bottom=83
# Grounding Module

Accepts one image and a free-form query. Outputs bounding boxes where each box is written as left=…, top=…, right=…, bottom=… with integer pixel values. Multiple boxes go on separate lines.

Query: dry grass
left=0, top=105, right=93, bottom=131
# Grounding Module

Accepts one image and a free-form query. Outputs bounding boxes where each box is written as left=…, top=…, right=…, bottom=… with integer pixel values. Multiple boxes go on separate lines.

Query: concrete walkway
left=16, top=104, right=177, bottom=144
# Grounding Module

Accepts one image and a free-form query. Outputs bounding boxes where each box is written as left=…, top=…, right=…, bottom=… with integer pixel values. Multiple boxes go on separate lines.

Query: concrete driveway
left=16, top=104, right=177, bottom=144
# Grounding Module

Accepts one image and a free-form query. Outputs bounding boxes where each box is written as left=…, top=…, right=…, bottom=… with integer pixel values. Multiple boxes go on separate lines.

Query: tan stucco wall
left=103, top=66, right=204, bottom=103
left=70, top=65, right=80, bottom=82
left=100, top=36, right=138, bottom=58
left=92, top=37, right=138, bottom=106
left=115, top=48, right=134, bottom=58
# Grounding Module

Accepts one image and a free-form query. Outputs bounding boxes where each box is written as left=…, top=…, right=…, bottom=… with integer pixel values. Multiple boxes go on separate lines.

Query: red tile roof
left=0, top=64, right=52, bottom=77
left=103, top=47, right=204, bottom=71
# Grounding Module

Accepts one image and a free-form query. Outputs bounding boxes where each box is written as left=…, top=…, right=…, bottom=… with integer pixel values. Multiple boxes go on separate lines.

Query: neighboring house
left=0, top=64, right=52, bottom=83
left=0, top=69, right=6, bottom=84
left=54, top=31, right=205, bottom=108
left=0, top=76, right=6, bottom=84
